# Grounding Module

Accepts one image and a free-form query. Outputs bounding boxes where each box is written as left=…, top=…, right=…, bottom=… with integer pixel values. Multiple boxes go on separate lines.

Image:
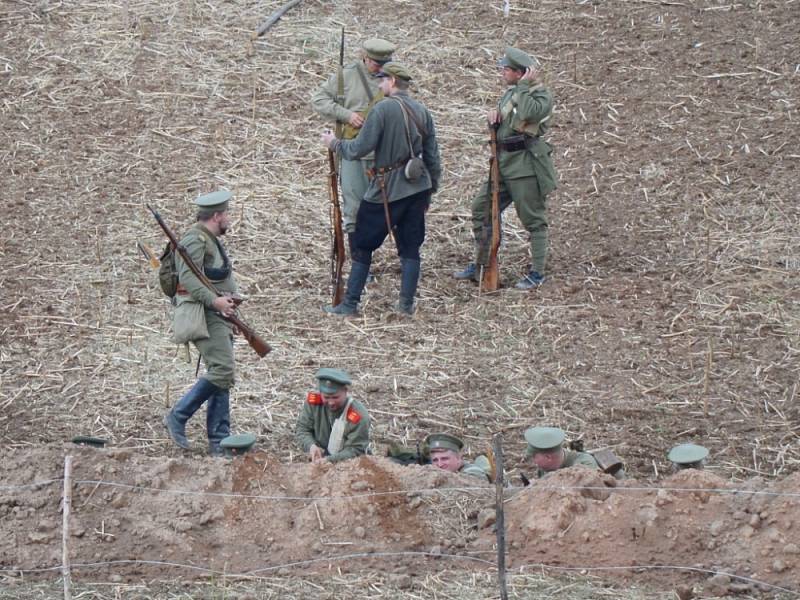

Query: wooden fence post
left=493, top=434, right=508, bottom=600
left=62, top=455, right=73, bottom=600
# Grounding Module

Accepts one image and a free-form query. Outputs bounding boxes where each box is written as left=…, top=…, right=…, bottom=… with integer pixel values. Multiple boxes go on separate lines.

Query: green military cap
left=378, top=62, right=412, bottom=82
left=499, top=47, right=537, bottom=71
left=524, top=426, right=565, bottom=451
left=316, top=367, right=352, bottom=394
left=194, top=189, right=231, bottom=212
left=362, top=38, right=396, bottom=64
left=71, top=435, right=107, bottom=448
left=425, top=433, right=464, bottom=454
left=220, top=433, right=257, bottom=456
left=667, top=443, right=709, bottom=466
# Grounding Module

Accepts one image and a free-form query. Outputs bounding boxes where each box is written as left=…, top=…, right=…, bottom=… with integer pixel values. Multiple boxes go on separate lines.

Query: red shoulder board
left=307, top=391, right=323, bottom=405
left=346, top=406, right=361, bottom=424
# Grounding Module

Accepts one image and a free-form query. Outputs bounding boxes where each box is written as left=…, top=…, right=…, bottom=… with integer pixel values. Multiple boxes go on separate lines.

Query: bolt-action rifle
left=147, top=204, right=271, bottom=358
left=481, top=123, right=501, bottom=292
left=328, top=26, right=347, bottom=306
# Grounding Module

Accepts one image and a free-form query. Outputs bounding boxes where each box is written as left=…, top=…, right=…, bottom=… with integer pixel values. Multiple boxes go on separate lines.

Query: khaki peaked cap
left=499, top=46, right=537, bottom=71
left=378, top=62, right=412, bottom=82
left=426, top=433, right=464, bottom=453
left=363, top=38, right=395, bottom=63
left=194, top=189, right=232, bottom=212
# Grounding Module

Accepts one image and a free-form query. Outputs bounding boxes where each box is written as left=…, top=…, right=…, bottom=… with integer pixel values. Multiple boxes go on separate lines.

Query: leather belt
left=499, top=134, right=539, bottom=152
left=367, top=157, right=407, bottom=179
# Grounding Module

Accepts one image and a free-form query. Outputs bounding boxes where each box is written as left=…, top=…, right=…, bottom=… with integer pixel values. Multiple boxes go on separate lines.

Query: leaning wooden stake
left=493, top=434, right=508, bottom=600
left=252, top=0, right=303, bottom=39
left=62, top=455, right=73, bottom=600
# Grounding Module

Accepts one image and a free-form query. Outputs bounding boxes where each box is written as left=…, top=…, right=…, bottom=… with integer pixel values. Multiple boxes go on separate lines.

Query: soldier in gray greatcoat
left=321, top=62, right=441, bottom=316
left=163, top=190, right=239, bottom=456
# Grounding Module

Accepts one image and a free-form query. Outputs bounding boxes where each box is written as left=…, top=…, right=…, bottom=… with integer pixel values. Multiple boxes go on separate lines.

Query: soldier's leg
left=393, top=191, right=428, bottom=314
left=194, top=314, right=235, bottom=448
left=325, top=200, right=385, bottom=315
left=507, top=176, right=548, bottom=285
left=340, top=158, right=370, bottom=234
left=164, top=377, right=218, bottom=449
left=455, top=180, right=513, bottom=279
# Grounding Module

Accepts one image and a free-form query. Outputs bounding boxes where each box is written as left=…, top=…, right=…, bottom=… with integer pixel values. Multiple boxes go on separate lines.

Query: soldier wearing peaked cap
left=321, top=61, right=442, bottom=316
left=523, top=426, right=626, bottom=480
left=163, top=190, right=241, bottom=457
left=454, top=46, right=558, bottom=290
left=668, top=443, right=709, bottom=471
left=426, top=433, right=491, bottom=481
left=295, top=368, right=371, bottom=463
left=312, top=37, right=396, bottom=241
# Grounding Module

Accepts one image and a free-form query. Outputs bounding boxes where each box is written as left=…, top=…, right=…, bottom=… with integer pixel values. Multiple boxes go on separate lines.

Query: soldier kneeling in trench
left=522, top=426, right=626, bottom=483
left=294, top=368, right=371, bottom=463
left=426, top=433, right=491, bottom=482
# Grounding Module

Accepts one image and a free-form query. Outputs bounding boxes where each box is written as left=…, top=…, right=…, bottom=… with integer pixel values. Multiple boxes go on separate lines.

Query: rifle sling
left=355, top=63, right=375, bottom=103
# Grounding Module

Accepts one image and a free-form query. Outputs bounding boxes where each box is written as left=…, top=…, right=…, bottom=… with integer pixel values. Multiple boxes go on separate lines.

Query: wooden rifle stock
left=481, top=124, right=501, bottom=292
left=146, top=204, right=272, bottom=358
left=328, top=149, right=346, bottom=306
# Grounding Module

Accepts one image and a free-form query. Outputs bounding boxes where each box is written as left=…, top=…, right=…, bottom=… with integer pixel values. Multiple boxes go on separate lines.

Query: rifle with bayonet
left=328, top=26, right=347, bottom=306
left=481, top=123, right=501, bottom=292
left=146, top=204, right=272, bottom=358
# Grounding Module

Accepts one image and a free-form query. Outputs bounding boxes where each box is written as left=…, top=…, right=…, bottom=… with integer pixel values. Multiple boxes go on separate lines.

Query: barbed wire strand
left=0, top=554, right=797, bottom=596
left=2, top=478, right=800, bottom=501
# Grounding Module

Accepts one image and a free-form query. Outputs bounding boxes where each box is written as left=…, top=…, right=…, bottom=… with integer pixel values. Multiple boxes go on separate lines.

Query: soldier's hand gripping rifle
left=481, top=123, right=502, bottom=292
left=328, top=26, right=347, bottom=307
left=146, top=204, right=272, bottom=358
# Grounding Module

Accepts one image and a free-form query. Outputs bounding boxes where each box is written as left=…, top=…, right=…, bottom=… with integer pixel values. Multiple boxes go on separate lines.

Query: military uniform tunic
left=295, top=394, right=371, bottom=463
left=471, top=80, right=557, bottom=272
left=311, top=61, right=382, bottom=233
left=175, top=223, right=238, bottom=390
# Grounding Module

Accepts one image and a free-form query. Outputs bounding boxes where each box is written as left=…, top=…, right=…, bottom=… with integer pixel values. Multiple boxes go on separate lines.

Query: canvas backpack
left=158, top=243, right=178, bottom=298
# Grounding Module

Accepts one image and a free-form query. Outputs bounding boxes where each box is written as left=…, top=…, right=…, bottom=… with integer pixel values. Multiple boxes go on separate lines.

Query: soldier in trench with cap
left=295, top=368, right=371, bottom=463
left=163, top=190, right=240, bottom=457
left=523, top=426, right=626, bottom=480
left=426, top=433, right=491, bottom=481
left=668, top=443, right=709, bottom=471
left=312, top=38, right=397, bottom=247
left=454, top=46, right=558, bottom=289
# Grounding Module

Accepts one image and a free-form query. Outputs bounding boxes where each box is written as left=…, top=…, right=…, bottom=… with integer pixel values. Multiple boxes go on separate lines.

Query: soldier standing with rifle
left=311, top=36, right=396, bottom=252
left=321, top=63, right=441, bottom=316
left=454, top=47, right=558, bottom=290
left=161, top=191, right=249, bottom=456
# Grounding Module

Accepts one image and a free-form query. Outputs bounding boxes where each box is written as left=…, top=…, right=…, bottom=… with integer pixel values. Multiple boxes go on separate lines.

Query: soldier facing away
left=163, top=190, right=240, bottom=456
left=295, top=368, right=371, bottom=463
left=321, top=62, right=441, bottom=316
left=454, top=47, right=558, bottom=289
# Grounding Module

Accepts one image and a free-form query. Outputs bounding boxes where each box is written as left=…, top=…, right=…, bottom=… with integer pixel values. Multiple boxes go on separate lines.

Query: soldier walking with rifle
left=155, top=190, right=269, bottom=456
left=454, top=47, right=558, bottom=290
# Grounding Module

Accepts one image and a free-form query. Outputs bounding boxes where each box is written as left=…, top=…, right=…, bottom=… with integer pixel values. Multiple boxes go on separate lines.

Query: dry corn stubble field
left=1, top=0, right=799, bottom=597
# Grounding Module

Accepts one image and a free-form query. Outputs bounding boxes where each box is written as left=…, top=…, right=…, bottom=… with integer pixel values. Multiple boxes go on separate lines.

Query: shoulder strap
left=391, top=98, right=416, bottom=158
left=393, top=97, right=428, bottom=138
left=355, top=64, right=375, bottom=102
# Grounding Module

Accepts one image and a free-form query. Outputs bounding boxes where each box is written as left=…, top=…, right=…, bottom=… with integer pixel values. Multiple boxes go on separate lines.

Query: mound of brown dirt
left=0, top=446, right=489, bottom=580
left=487, top=468, right=800, bottom=595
